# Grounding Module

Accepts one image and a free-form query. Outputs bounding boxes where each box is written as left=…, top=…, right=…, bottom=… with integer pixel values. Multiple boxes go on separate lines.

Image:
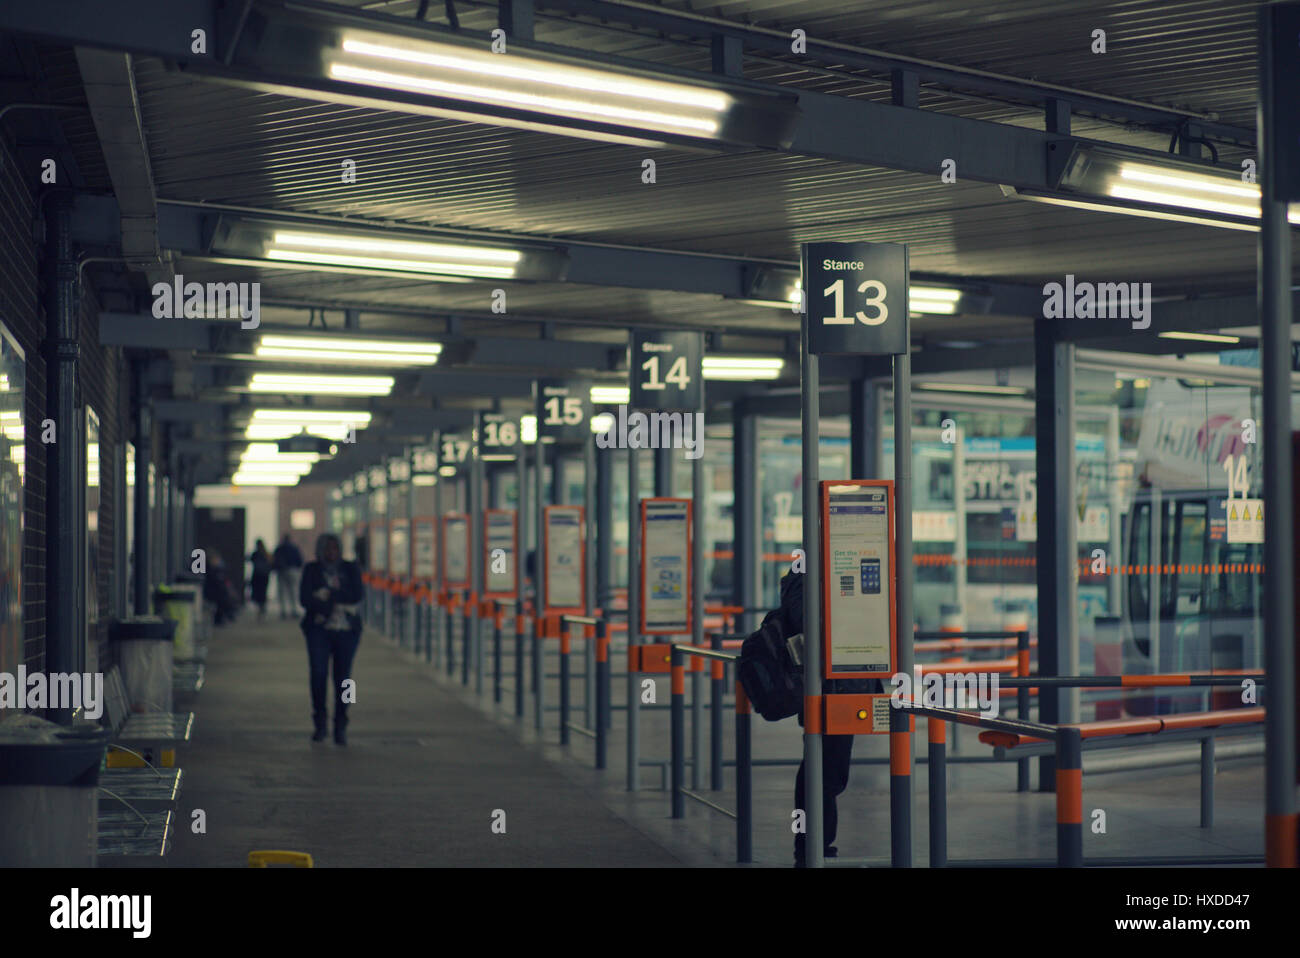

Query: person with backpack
left=248, top=539, right=272, bottom=622
left=299, top=532, right=365, bottom=745
left=740, top=567, right=882, bottom=867
left=272, top=533, right=305, bottom=620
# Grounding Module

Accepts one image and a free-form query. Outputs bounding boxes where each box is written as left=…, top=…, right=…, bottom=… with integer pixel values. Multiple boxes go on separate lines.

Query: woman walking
left=299, top=533, right=365, bottom=745
left=248, top=539, right=272, bottom=621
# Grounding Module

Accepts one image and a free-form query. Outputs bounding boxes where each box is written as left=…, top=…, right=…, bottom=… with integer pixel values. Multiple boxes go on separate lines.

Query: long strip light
left=590, top=385, right=631, bottom=405
left=1006, top=145, right=1300, bottom=231
left=231, top=472, right=303, bottom=486
left=329, top=30, right=733, bottom=142
left=247, top=373, right=394, bottom=396
left=1158, top=331, right=1241, bottom=345
left=702, top=356, right=785, bottom=381
left=255, top=335, right=443, bottom=366
left=266, top=231, right=520, bottom=279
left=246, top=410, right=371, bottom=442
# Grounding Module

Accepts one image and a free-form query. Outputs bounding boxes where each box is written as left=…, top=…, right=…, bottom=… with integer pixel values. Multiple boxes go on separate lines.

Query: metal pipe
left=534, top=433, right=545, bottom=731
left=596, top=619, right=609, bottom=769
left=893, top=348, right=915, bottom=861
left=627, top=445, right=641, bottom=791
left=132, top=359, right=151, bottom=618
left=1200, top=735, right=1215, bottom=828
left=560, top=626, right=571, bottom=746
left=1260, top=2, right=1298, bottom=870
left=928, top=718, right=947, bottom=867
left=671, top=646, right=685, bottom=818
left=735, top=680, right=753, bottom=863
left=1056, top=726, right=1084, bottom=866
left=584, top=433, right=597, bottom=730
left=890, top=706, right=912, bottom=867
left=1017, top=629, right=1031, bottom=792
left=43, top=190, right=80, bottom=715
left=691, top=448, right=705, bottom=790
left=801, top=311, right=824, bottom=867
left=711, top=632, right=724, bottom=790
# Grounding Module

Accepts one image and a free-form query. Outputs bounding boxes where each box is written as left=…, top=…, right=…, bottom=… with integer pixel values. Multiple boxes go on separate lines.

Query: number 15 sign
left=801, top=242, right=909, bottom=355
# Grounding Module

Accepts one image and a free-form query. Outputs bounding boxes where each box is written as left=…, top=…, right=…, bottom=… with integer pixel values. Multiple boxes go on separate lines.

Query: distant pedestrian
left=299, top=533, right=365, bottom=745
left=249, top=539, right=272, bottom=621
left=273, top=533, right=304, bottom=620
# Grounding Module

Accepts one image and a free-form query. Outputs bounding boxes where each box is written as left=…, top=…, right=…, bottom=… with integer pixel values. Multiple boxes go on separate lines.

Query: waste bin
left=154, top=585, right=200, bottom=661
left=110, top=617, right=177, bottom=714
left=173, top=575, right=210, bottom=645
left=0, top=717, right=109, bottom=867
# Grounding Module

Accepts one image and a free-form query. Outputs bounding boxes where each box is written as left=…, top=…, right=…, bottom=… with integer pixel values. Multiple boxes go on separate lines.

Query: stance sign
left=802, top=241, right=909, bottom=356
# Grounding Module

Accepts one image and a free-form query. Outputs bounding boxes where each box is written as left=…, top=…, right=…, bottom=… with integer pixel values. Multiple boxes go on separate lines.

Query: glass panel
left=0, top=324, right=24, bottom=676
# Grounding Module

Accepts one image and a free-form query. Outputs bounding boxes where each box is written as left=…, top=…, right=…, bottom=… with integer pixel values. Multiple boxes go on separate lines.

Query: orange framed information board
left=483, top=508, right=518, bottom=598
left=442, top=513, right=470, bottom=588
left=412, top=517, right=437, bottom=581
left=640, top=498, right=692, bottom=635
left=388, top=519, right=410, bottom=577
left=369, top=521, right=387, bottom=574
left=820, top=479, right=896, bottom=681
left=542, top=505, right=585, bottom=613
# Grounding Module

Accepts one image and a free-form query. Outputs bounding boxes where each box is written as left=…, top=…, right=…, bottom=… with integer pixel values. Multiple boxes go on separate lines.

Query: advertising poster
left=484, top=509, right=517, bottom=596
left=444, top=514, right=469, bottom=586
left=544, top=505, right=584, bottom=610
left=641, top=498, right=691, bottom=634
left=389, top=520, right=410, bottom=576
left=823, top=482, right=894, bottom=676
left=413, top=519, right=436, bottom=579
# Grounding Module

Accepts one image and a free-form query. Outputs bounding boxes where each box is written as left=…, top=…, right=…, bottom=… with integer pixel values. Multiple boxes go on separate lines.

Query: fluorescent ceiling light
left=231, top=472, right=302, bottom=486
left=916, top=383, right=1029, bottom=396
left=1006, top=145, right=1300, bottom=231
left=246, top=423, right=357, bottom=441
left=235, top=459, right=315, bottom=475
left=438, top=465, right=457, bottom=477
left=1158, top=331, right=1241, bottom=344
left=255, top=335, right=443, bottom=366
left=591, top=412, right=615, bottom=433
left=330, top=29, right=732, bottom=142
left=267, top=231, right=519, bottom=279
left=702, top=356, right=785, bottom=381
left=413, top=474, right=438, bottom=486
left=247, top=373, right=394, bottom=396
left=251, top=409, right=372, bottom=425
left=481, top=453, right=517, bottom=462
left=590, top=385, right=630, bottom=405
left=241, top=442, right=321, bottom=462
left=521, top=415, right=537, bottom=444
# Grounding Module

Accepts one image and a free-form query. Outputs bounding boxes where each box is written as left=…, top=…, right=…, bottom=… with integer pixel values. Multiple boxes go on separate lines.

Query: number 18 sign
left=802, top=241, right=909, bottom=356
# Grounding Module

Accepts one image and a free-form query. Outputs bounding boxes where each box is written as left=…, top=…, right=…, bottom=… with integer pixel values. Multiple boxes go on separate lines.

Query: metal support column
left=1260, top=2, right=1298, bottom=868
left=584, top=434, right=597, bottom=729
left=132, top=359, right=151, bottom=618
left=627, top=445, right=641, bottom=790
left=471, top=441, right=484, bottom=695
left=534, top=430, right=545, bottom=731
left=800, top=315, right=825, bottom=867
left=732, top=402, right=762, bottom=633
left=691, top=450, right=705, bottom=789
left=892, top=350, right=915, bottom=865
left=850, top=377, right=880, bottom=478
left=1034, top=318, right=1078, bottom=789
left=43, top=190, right=81, bottom=716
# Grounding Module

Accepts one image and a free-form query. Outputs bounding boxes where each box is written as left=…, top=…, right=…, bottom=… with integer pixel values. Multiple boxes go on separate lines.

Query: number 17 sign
left=802, top=242, right=909, bottom=355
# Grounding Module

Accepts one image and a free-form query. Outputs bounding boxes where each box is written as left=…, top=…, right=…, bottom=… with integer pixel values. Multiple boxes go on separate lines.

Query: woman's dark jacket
left=299, top=560, right=365, bottom=633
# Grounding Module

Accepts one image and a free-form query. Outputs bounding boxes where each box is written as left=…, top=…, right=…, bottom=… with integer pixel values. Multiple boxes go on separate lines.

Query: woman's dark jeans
left=305, top=627, right=361, bottom=726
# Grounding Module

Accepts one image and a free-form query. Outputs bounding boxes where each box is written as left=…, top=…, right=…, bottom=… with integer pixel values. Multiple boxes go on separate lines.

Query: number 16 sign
left=801, top=242, right=909, bottom=356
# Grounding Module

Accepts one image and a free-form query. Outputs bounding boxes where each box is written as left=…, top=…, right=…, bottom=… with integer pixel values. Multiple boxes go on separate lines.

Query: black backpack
left=737, top=619, right=803, bottom=722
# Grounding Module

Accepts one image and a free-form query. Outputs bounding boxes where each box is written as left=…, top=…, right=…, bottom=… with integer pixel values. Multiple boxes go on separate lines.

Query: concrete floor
left=165, top=613, right=682, bottom=867
left=159, top=609, right=1267, bottom=867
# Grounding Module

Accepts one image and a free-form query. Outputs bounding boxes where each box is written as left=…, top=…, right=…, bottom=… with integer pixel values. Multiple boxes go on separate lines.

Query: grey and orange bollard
left=595, top=619, right=609, bottom=770
left=515, top=612, right=526, bottom=720
left=711, top=633, right=724, bottom=790
left=1056, top=726, right=1083, bottom=866
left=735, top=680, right=753, bottom=863
left=559, top=623, right=571, bottom=746
left=670, top=645, right=685, bottom=819
left=1016, top=629, right=1031, bottom=792
left=492, top=606, right=503, bottom=705
left=461, top=590, right=473, bottom=687
left=890, top=706, right=912, bottom=867
left=928, top=717, right=947, bottom=868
